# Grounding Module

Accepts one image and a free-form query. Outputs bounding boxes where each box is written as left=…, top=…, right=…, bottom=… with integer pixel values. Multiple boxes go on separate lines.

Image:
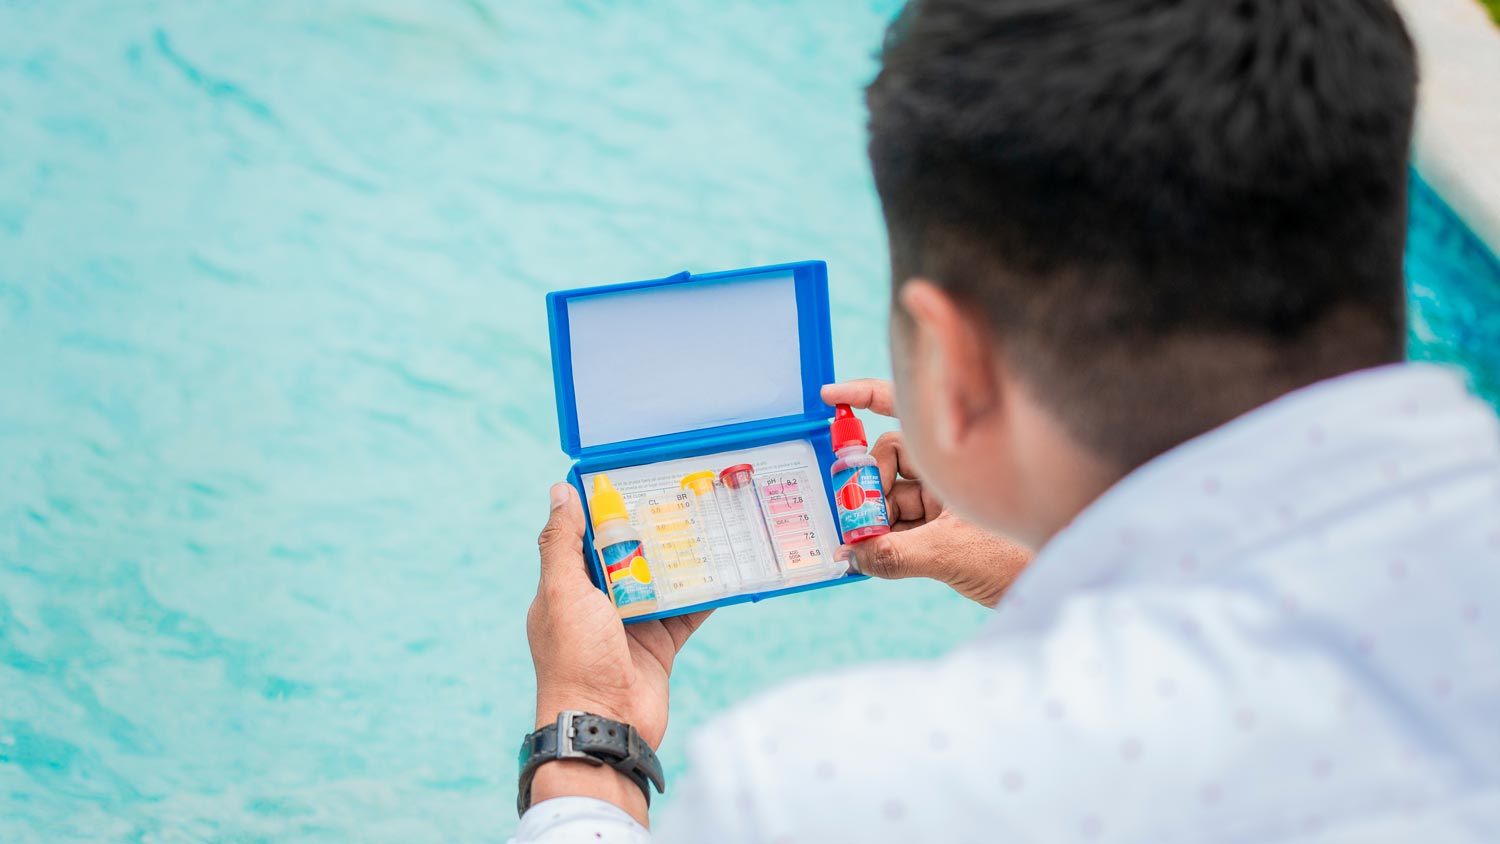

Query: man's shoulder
left=681, top=656, right=988, bottom=837
left=673, top=587, right=1418, bottom=841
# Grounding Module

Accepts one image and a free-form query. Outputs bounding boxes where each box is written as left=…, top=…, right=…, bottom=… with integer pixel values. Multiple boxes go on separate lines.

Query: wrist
left=535, top=698, right=633, bottom=737
left=518, top=711, right=664, bottom=825
left=528, top=758, right=650, bottom=827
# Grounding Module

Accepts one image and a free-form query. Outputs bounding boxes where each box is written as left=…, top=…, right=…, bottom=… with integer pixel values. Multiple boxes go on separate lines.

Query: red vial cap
left=830, top=404, right=867, bottom=450
left=719, top=464, right=755, bottom=488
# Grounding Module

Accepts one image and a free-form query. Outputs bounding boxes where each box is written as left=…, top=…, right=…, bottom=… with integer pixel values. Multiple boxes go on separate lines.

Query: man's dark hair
left=868, top=0, right=1418, bottom=468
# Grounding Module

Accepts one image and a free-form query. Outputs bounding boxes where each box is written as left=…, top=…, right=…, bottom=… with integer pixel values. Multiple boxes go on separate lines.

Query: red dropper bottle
left=829, top=404, right=891, bottom=543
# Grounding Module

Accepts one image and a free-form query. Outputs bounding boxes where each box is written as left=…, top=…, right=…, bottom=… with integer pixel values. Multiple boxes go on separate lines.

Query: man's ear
left=897, top=280, right=1000, bottom=450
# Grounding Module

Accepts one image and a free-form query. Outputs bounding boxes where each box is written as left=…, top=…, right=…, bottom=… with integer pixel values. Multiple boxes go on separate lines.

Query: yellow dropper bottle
left=588, top=474, right=657, bottom=617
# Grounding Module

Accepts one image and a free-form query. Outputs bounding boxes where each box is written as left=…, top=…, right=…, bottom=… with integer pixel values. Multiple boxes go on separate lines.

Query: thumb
left=537, top=482, right=589, bottom=587
left=843, top=529, right=929, bottom=582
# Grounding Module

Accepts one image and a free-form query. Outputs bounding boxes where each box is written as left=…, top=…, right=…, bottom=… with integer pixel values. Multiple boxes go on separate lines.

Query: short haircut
left=868, top=0, right=1418, bottom=468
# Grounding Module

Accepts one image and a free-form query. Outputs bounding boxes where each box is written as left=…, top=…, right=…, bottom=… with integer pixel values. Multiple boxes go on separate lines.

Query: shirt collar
left=984, top=363, right=1499, bottom=629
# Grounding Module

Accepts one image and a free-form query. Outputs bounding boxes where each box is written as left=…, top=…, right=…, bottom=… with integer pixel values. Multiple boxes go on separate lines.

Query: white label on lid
left=567, top=272, right=803, bottom=449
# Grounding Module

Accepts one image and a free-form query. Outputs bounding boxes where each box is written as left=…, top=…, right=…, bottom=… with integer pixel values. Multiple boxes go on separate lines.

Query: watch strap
left=517, top=711, right=665, bottom=816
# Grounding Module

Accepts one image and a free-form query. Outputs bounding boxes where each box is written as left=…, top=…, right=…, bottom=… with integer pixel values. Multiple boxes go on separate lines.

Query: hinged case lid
left=547, top=261, right=836, bottom=460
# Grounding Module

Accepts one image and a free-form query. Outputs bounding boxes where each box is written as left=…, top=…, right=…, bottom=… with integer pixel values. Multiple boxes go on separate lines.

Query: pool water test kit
left=547, top=261, right=890, bottom=621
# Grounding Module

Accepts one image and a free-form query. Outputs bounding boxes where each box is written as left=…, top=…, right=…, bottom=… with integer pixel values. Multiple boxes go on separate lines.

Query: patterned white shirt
left=514, top=363, right=1500, bottom=843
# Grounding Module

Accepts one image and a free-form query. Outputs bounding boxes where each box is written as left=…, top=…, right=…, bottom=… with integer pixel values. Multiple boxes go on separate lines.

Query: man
left=516, top=0, right=1500, bottom=840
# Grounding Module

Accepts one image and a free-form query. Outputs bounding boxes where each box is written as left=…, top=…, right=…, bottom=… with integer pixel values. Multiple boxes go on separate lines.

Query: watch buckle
left=554, top=710, right=604, bottom=765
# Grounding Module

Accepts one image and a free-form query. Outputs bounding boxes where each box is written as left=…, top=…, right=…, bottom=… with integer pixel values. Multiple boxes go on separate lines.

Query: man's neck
left=999, top=390, right=1127, bottom=549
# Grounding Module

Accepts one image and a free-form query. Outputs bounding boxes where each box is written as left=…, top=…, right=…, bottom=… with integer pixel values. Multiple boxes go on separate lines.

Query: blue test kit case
left=547, top=260, right=867, bottom=623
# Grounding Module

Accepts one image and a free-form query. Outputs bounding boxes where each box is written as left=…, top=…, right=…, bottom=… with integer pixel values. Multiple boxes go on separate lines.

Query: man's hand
left=526, top=482, right=710, bottom=824
left=823, top=379, right=1033, bottom=606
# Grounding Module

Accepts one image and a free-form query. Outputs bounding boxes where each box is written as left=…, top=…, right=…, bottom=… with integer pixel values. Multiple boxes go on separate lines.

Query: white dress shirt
left=514, top=363, right=1500, bottom=843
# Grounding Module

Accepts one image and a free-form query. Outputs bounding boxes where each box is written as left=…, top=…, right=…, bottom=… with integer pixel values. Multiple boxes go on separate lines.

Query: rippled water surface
left=2, top=3, right=1498, bottom=842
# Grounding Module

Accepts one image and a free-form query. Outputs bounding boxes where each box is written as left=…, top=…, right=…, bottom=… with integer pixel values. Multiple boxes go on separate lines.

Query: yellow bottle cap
left=589, top=474, right=630, bottom=529
left=680, top=471, right=716, bottom=496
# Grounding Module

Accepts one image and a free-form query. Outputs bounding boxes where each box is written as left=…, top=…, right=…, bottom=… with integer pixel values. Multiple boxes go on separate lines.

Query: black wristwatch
left=517, top=710, right=666, bottom=817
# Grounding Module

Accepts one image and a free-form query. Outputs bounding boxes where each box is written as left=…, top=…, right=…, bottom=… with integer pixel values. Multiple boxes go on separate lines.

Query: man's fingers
left=820, top=379, right=897, bottom=417
left=537, top=482, right=590, bottom=588
left=870, top=431, right=921, bottom=490
left=886, top=478, right=930, bottom=525
left=660, top=609, right=714, bottom=651
left=844, top=512, right=1036, bottom=606
left=844, top=530, right=922, bottom=581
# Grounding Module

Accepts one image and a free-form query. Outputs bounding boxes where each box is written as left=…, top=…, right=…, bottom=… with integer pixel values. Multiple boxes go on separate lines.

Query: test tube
left=719, top=464, right=781, bottom=584
left=681, top=471, right=740, bottom=595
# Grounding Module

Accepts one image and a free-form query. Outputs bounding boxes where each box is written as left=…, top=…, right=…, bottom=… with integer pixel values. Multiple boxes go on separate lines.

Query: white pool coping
left=1395, top=0, right=1500, bottom=255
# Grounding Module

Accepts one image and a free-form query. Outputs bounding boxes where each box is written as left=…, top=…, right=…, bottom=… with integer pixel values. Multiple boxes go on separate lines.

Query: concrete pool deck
left=1395, top=0, right=1500, bottom=254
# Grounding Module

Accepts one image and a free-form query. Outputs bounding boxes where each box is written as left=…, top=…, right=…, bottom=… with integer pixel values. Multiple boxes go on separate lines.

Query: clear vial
left=718, top=463, right=781, bottom=584
left=681, top=471, right=741, bottom=595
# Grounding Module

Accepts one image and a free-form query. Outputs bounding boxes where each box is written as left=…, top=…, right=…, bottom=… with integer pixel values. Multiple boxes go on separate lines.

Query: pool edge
left=1395, top=0, right=1500, bottom=260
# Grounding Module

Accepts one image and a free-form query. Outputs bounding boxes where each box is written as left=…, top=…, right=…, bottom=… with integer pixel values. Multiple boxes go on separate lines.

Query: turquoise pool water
left=2, top=4, right=1497, bottom=842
